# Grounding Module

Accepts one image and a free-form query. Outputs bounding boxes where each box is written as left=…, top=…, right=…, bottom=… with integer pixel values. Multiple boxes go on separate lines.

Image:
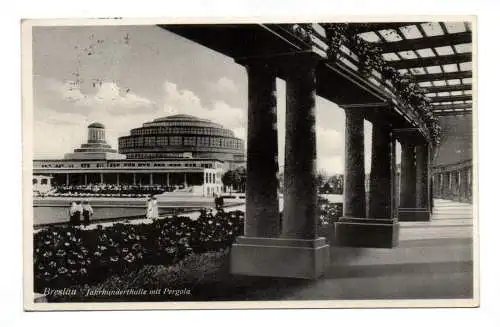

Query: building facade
left=32, top=115, right=245, bottom=196
left=118, top=114, right=245, bottom=170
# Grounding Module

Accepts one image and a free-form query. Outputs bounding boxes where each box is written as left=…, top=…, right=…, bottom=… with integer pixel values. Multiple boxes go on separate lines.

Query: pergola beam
left=377, top=32, right=472, bottom=53
left=348, top=22, right=421, bottom=34
left=430, top=95, right=472, bottom=103
left=390, top=53, right=472, bottom=69
left=414, top=70, right=472, bottom=82
left=424, top=84, right=472, bottom=93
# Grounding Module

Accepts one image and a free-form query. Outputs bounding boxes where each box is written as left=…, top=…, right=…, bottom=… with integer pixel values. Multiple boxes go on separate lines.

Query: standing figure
left=151, top=195, right=159, bottom=220
left=82, top=200, right=94, bottom=228
left=70, top=201, right=83, bottom=227
left=69, top=201, right=77, bottom=226
left=215, top=194, right=224, bottom=210
left=146, top=196, right=153, bottom=219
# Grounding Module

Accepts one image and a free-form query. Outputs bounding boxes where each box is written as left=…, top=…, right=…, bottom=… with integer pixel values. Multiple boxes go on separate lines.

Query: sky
left=32, top=25, right=380, bottom=175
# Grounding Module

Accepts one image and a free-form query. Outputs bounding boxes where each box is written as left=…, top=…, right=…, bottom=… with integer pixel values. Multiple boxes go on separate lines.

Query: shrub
left=46, top=250, right=230, bottom=302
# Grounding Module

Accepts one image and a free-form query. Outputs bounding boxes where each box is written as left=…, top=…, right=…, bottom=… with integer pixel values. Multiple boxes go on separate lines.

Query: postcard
left=22, top=17, right=478, bottom=310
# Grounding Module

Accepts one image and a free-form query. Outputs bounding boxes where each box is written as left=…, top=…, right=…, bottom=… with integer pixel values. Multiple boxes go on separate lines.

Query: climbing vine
left=322, top=23, right=441, bottom=146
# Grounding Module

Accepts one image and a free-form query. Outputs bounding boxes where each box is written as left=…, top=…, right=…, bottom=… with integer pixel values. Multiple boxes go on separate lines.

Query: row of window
left=119, top=136, right=243, bottom=149
left=36, top=161, right=220, bottom=169
left=131, top=126, right=233, bottom=137
left=40, top=164, right=75, bottom=168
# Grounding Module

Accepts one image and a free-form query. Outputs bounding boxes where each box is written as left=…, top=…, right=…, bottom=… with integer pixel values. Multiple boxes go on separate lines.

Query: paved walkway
left=34, top=199, right=475, bottom=302
left=239, top=199, right=475, bottom=301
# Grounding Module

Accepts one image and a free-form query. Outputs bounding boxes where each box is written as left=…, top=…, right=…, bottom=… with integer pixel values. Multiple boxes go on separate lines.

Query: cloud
left=317, top=126, right=344, bottom=157
left=318, top=155, right=344, bottom=174
left=34, top=120, right=87, bottom=159
left=210, top=76, right=238, bottom=94
left=35, top=77, right=157, bottom=116
left=163, top=81, right=246, bottom=131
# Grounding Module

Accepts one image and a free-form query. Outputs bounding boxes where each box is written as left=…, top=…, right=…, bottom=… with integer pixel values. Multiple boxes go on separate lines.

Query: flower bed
left=44, top=250, right=231, bottom=302
left=33, top=210, right=244, bottom=293
left=34, top=199, right=343, bottom=294
left=318, top=197, right=343, bottom=225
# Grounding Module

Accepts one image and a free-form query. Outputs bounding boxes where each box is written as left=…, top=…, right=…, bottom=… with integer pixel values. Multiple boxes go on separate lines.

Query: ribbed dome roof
left=88, top=122, right=105, bottom=129
left=153, top=114, right=211, bottom=123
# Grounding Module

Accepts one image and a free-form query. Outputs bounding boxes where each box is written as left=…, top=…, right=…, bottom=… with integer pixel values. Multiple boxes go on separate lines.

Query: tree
left=328, top=174, right=344, bottom=194
left=316, top=170, right=328, bottom=191
left=222, top=168, right=246, bottom=193
left=235, top=166, right=247, bottom=192
left=222, top=170, right=237, bottom=194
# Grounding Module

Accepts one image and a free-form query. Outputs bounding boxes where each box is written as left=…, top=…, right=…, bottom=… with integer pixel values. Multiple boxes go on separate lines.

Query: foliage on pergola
left=350, top=22, right=473, bottom=117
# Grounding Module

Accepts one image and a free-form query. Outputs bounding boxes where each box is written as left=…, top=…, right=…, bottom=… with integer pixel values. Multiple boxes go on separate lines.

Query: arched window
left=32, top=178, right=38, bottom=185
left=41, top=179, right=48, bottom=185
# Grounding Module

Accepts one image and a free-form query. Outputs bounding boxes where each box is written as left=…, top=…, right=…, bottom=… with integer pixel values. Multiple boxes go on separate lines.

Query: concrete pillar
left=66, top=173, right=69, bottom=186
left=342, top=110, right=366, bottom=218
left=84, top=174, right=88, bottom=186
left=442, top=172, right=449, bottom=198
left=242, top=62, right=280, bottom=237
left=231, top=53, right=329, bottom=279
left=368, top=124, right=391, bottom=218
left=390, top=138, right=397, bottom=218
left=116, top=173, right=120, bottom=186
left=398, top=138, right=417, bottom=221
left=467, top=166, right=472, bottom=201
left=150, top=173, right=153, bottom=185
left=336, top=122, right=399, bottom=248
left=437, top=173, right=443, bottom=198
left=415, top=143, right=429, bottom=208
left=415, top=143, right=431, bottom=220
left=399, top=140, right=416, bottom=208
left=100, top=173, right=104, bottom=184
left=133, top=173, right=136, bottom=185
left=459, top=168, right=467, bottom=202
left=282, top=61, right=319, bottom=240
left=166, top=172, right=170, bottom=186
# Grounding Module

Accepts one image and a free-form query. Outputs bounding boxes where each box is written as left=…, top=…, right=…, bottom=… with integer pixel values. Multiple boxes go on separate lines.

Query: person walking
left=82, top=200, right=94, bottom=228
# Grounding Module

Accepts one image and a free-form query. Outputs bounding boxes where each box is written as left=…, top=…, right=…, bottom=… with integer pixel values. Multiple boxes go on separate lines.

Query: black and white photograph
left=22, top=18, right=477, bottom=310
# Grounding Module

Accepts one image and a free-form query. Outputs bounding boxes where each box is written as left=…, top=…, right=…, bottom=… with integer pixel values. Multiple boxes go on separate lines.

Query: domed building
left=64, top=122, right=126, bottom=160
left=118, top=114, right=245, bottom=169
left=33, top=116, right=246, bottom=197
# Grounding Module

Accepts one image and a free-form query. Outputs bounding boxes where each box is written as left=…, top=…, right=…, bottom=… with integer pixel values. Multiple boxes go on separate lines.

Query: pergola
left=161, top=22, right=474, bottom=279
left=351, top=22, right=473, bottom=117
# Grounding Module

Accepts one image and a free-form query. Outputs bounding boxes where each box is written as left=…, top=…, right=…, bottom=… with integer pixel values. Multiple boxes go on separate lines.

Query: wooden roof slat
left=430, top=95, right=472, bottom=103
left=423, top=84, right=472, bottom=93
left=376, top=31, right=471, bottom=53
left=431, top=103, right=472, bottom=111
left=414, top=70, right=472, bottom=82
left=390, top=53, right=472, bottom=69
left=434, top=110, right=472, bottom=116
left=348, top=23, right=419, bottom=34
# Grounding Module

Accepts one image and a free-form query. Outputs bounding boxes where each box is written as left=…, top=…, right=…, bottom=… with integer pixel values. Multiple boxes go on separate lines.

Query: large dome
left=118, top=114, right=245, bottom=163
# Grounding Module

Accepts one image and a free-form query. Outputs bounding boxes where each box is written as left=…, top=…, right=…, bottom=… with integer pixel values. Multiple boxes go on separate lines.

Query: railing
left=278, top=23, right=431, bottom=141
left=432, top=160, right=472, bottom=203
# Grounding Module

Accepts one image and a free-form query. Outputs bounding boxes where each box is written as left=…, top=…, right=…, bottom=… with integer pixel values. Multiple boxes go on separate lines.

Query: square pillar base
left=230, top=236, right=330, bottom=279
left=335, top=218, right=399, bottom=248
left=398, top=208, right=431, bottom=221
